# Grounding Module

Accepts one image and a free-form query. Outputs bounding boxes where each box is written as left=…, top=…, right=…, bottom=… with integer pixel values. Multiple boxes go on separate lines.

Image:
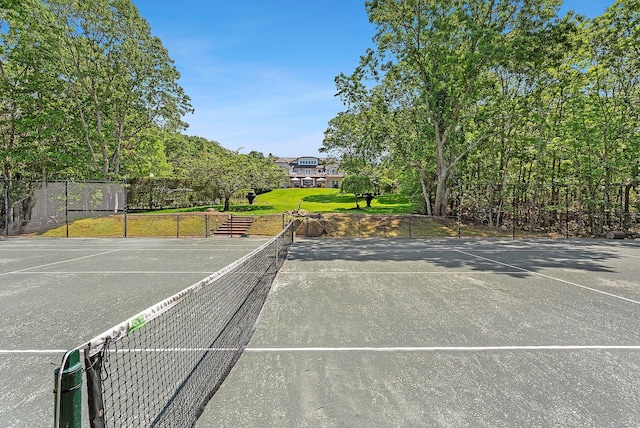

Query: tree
left=0, top=0, right=74, bottom=231
left=193, top=151, right=287, bottom=211
left=1, top=1, right=65, bottom=150
left=333, top=0, right=567, bottom=216
left=119, top=129, right=173, bottom=178
left=340, top=173, right=376, bottom=209
left=48, top=0, right=193, bottom=179
left=584, top=0, right=640, bottom=206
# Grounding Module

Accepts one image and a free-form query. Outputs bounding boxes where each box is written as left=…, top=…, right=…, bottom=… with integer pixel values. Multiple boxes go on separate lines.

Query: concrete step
left=212, top=215, right=254, bottom=237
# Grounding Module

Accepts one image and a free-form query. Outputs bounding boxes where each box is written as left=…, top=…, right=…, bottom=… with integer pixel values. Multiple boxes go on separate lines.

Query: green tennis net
left=54, top=222, right=294, bottom=427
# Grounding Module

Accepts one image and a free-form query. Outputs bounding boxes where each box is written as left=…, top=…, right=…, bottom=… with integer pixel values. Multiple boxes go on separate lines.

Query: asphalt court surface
left=0, top=237, right=269, bottom=428
left=198, top=238, right=640, bottom=427
left=3, top=237, right=640, bottom=427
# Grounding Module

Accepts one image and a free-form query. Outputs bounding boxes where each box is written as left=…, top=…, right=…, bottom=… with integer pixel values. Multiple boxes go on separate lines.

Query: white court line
left=9, top=271, right=218, bottom=275
left=278, top=271, right=529, bottom=275
left=246, top=345, right=640, bottom=352
left=0, top=247, right=261, bottom=252
left=0, top=350, right=67, bottom=354
left=0, top=249, right=119, bottom=276
left=456, top=249, right=640, bottom=305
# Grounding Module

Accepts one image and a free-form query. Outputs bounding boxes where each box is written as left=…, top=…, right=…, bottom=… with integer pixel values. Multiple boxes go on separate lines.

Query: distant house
left=274, top=156, right=344, bottom=189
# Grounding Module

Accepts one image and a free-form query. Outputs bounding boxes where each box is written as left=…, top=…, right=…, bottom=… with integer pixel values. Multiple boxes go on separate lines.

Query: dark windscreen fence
left=54, top=221, right=294, bottom=428
left=1, top=180, right=125, bottom=236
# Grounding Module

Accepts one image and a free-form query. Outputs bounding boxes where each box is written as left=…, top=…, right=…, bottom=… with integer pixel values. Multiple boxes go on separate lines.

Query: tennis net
left=54, top=222, right=294, bottom=427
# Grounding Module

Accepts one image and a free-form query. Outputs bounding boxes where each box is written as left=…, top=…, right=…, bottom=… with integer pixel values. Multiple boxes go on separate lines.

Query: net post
left=54, top=349, right=82, bottom=428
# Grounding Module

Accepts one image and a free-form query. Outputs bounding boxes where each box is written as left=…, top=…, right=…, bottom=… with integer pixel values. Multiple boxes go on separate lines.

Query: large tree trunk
left=433, top=166, right=448, bottom=217
left=418, top=170, right=432, bottom=216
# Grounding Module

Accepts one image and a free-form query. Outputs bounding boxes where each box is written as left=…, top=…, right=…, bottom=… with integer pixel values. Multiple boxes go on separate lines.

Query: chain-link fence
left=1, top=180, right=125, bottom=236
left=5, top=181, right=638, bottom=239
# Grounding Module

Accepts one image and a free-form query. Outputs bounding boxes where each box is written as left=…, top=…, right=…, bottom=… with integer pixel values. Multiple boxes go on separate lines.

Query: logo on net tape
left=127, top=314, right=147, bottom=334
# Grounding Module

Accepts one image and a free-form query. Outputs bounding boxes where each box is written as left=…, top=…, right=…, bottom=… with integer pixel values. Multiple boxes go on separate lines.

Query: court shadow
left=286, top=238, right=636, bottom=277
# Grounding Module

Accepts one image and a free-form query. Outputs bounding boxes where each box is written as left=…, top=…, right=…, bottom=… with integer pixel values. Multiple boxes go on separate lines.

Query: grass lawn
left=247, top=188, right=416, bottom=214
left=149, top=188, right=416, bottom=215
left=40, top=189, right=532, bottom=238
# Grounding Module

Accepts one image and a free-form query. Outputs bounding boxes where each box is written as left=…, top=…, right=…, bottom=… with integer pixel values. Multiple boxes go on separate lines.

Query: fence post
left=619, top=184, right=624, bottom=231
left=176, top=214, right=179, bottom=238
left=512, top=185, right=516, bottom=239
left=457, top=181, right=462, bottom=238
left=123, top=182, right=128, bottom=238
left=65, top=181, right=69, bottom=238
left=205, top=214, right=209, bottom=238
left=565, top=186, right=569, bottom=239
left=3, top=181, right=9, bottom=237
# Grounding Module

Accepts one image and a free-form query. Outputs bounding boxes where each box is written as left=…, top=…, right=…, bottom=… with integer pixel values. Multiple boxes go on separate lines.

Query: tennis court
left=0, top=237, right=270, bottom=428
left=3, top=236, right=640, bottom=427
left=197, top=238, right=640, bottom=427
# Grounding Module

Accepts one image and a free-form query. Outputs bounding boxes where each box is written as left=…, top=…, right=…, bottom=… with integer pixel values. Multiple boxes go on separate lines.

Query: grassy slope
left=40, top=189, right=535, bottom=238
left=249, top=188, right=416, bottom=214
left=41, top=189, right=418, bottom=237
left=148, top=188, right=416, bottom=215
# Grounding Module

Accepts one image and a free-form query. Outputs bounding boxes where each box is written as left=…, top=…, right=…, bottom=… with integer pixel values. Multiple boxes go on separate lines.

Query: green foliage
left=0, top=0, right=192, bottom=185
left=340, top=174, right=376, bottom=208
left=120, top=130, right=173, bottom=178
left=325, top=0, right=639, bottom=223
left=191, top=150, right=288, bottom=211
left=340, top=174, right=375, bottom=195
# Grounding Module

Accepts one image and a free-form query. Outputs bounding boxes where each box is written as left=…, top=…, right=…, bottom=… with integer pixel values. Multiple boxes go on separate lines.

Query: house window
left=305, top=169, right=311, bottom=174
left=293, top=168, right=299, bottom=173
left=298, top=158, right=318, bottom=166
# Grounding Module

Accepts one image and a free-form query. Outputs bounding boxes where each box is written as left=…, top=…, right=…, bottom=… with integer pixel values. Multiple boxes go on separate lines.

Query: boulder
left=295, top=218, right=325, bottom=237
left=318, top=218, right=334, bottom=235
left=606, top=231, right=626, bottom=239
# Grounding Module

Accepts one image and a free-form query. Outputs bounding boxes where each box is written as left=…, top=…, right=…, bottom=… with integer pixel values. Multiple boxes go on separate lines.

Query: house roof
left=274, top=157, right=298, bottom=164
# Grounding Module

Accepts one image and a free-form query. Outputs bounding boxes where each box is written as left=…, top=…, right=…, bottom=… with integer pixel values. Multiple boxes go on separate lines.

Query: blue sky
left=131, top=0, right=613, bottom=158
